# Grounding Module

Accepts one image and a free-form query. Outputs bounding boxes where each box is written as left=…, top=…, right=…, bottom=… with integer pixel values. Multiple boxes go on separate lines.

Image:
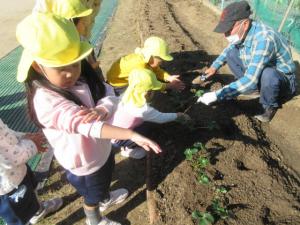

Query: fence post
left=278, top=0, right=295, bottom=32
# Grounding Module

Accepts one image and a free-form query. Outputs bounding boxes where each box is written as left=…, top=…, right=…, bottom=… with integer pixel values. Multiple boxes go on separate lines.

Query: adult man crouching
left=197, top=1, right=297, bottom=122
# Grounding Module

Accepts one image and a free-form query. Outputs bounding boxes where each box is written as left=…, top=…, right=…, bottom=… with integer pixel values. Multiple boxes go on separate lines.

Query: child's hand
left=177, top=112, right=191, bottom=121
left=166, top=76, right=185, bottom=91
left=166, top=75, right=181, bottom=83
left=24, top=132, right=48, bottom=153
left=130, top=132, right=162, bottom=154
left=76, top=106, right=109, bottom=123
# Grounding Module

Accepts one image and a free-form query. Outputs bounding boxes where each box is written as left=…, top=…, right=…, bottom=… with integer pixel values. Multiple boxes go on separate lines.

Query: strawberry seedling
left=192, top=210, right=215, bottom=225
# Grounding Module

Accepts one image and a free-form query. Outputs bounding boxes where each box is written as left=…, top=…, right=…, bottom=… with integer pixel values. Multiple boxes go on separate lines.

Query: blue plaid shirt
left=212, top=21, right=295, bottom=100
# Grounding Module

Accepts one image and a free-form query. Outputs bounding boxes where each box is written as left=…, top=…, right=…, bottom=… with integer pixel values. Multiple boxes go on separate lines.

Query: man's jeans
left=226, top=46, right=297, bottom=108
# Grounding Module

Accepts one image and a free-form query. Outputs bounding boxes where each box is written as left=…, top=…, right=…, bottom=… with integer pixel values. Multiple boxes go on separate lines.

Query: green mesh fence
left=208, top=0, right=300, bottom=53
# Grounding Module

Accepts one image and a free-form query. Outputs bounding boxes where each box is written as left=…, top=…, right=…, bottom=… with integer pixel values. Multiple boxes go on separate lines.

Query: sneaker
left=29, top=198, right=63, bottom=224
left=99, top=188, right=129, bottom=212
left=120, top=146, right=147, bottom=159
left=254, top=107, right=277, bottom=122
left=86, top=217, right=121, bottom=225
left=238, top=90, right=260, bottom=100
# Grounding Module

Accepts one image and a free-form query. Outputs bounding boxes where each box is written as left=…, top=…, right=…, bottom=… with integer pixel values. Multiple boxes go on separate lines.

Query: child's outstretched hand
left=166, top=75, right=185, bottom=91
left=76, top=106, right=109, bottom=123
left=24, top=132, right=48, bottom=153
left=130, top=132, right=162, bottom=154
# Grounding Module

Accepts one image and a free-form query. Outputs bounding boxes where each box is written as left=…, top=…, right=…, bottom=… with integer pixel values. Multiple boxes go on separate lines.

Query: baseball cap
left=214, top=1, right=252, bottom=33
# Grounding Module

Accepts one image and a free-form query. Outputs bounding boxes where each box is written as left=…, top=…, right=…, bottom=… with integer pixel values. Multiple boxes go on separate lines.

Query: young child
left=0, top=119, right=63, bottom=225
left=106, top=68, right=190, bottom=159
left=106, top=36, right=186, bottom=96
left=33, top=0, right=105, bottom=81
left=16, top=12, right=161, bottom=225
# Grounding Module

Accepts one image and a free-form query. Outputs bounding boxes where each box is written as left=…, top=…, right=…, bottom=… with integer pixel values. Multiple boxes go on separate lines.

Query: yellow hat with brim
left=141, top=36, right=173, bottom=62
left=122, top=68, right=163, bottom=107
left=16, top=12, right=93, bottom=82
left=34, top=0, right=93, bottom=19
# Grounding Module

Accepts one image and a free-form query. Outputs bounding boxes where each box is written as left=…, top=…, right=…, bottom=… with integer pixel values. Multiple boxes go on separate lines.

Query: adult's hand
left=205, top=67, right=217, bottom=77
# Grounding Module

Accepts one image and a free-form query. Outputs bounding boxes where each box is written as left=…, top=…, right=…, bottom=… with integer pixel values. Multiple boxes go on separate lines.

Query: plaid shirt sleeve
left=216, top=36, right=275, bottom=100
left=211, top=44, right=235, bottom=70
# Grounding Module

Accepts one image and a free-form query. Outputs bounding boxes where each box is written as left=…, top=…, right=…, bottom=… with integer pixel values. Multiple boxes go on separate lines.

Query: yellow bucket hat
left=122, top=69, right=163, bottom=107
left=16, top=12, right=93, bottom=82
left=33, top=0, right=93, bottom=19
left=139, top=36, right=173, bottom=62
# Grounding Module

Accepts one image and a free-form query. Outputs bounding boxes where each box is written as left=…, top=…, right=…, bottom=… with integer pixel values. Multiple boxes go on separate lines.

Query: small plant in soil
left=215, top=186, right=228, bottom=194
left=193, top=142, right=206, bottom=151
left=211, top=198, right=229, bottom=219
left=184, top=147, right=199, bottom=161
left=198, top=171, right=210, bottom=185
left=195, top=89, right=205, bottom=97
left=197, top=156, right=209, bottom=168
left=192, top=210, right=215, bottom=225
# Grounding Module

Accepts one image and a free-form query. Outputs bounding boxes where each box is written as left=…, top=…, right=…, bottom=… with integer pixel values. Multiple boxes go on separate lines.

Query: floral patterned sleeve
left=0, top=119, right=37, bottom=169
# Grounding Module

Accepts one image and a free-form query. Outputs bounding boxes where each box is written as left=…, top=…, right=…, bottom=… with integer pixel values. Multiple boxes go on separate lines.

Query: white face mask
left=226, top=34, right=241, bottom=44
left=226, top=20, right=247, bottom=45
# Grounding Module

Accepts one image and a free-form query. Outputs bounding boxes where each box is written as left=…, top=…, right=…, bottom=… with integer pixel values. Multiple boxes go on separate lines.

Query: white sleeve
left=0, top=120, right=37, bottom=169
left=141, top=105, right=177, bottom=123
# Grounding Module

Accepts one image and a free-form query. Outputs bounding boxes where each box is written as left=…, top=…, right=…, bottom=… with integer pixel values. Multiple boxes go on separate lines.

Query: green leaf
left=198, top=157, right=209, bottom=168
left=195, top=90, right=205, bottom=97
left=212, top=199, right=229, bottom=219
left=192, top=210, right=201, bottom=219
left=198, top=173, right=210, bottom=184
left=193, top=142, right=206, bottom=151
left=199, top=212, right=215, bottom=225
left=184, top=148, right=198, bottom=160
left=216, top=187, right=228, bottom=194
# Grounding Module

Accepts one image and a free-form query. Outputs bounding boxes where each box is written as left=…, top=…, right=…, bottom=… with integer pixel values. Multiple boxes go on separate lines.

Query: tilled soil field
left=38, top=0, right=300, bottom=224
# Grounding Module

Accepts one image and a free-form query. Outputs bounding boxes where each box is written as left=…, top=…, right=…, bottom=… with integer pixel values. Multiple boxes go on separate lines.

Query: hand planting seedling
left=192, top=210, right=215, bottom=225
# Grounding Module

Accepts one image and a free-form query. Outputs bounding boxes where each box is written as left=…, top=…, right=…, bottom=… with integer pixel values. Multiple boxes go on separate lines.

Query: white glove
left=197, top=92, right=217, bottom=105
